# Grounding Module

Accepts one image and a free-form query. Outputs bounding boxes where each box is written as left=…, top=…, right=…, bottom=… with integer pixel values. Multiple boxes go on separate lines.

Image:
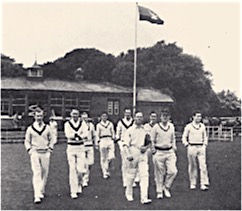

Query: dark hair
left=192, top=111, right=202, bottom=116
left=134, top=110, right=143, bottom=116
left=150, top=111, right=157, bottom=116
left=101, top=111, right=108, bottom=116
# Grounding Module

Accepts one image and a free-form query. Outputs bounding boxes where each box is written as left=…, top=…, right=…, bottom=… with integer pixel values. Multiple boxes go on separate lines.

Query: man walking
left=96, top=112, right=115, bottom=179
left=123, top=111, right=152, bottom=204
left=24, top=108, right=54, bottom=204
left=116, top=108, right=134, bottom=187
left=144, top=111, right=157, bottom=133
left=49, top=116, right=58, bottom=144
left=64, top=109, right=86, bottom=199
left=150, top=109, right=177, bottom=199
left=182, top=111, right=209, bottom=190
left=80, top=112, right=96, bottom=187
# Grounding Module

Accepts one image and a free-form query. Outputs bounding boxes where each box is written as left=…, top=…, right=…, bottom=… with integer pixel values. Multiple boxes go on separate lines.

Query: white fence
left=206, top=126, right=233, bottom=142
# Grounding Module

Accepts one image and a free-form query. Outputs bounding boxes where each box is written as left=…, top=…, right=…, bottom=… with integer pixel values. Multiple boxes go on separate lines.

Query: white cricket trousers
left=83, top=146, right=94, bottom=184
left=152, top=150, right=178, bottom=193
left=118, top=143, right=129, bottom=186
left=187, top=145, right=209, bottom=186
left=66, top=145, right=86, bottom=194
left=99, top=139, right=115, bottom=177
left=30, top=151, right=51, bottom=198
left=126, top=147, right=149, bottom=200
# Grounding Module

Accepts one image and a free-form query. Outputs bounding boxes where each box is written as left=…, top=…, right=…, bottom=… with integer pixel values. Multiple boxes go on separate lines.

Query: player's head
left=81, top=112, right=88, bottom=122
left=160, top=108, right=170, bottom=123
left=149, top=111, right=157, bottom=123
left=70, top=109, right=79, bottom=121
left=34, top=107, right=44, bottom=122
left=100, top=111, right=108, bottom=122
left=134, top=111, right=143, bottom=125
left=124, top=108, right=132, bottom=119
left=192, top=111, right=202, bottom=123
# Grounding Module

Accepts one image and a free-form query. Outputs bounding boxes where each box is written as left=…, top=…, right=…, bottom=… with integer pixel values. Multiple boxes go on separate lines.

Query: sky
left=1, top=0, right=241, bottom=96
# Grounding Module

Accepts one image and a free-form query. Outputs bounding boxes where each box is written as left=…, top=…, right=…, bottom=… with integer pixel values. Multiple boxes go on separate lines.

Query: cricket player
left=150, top=109, right=177, bottom=199
left=144, top=111, right=157, bottom=133
left=96, top=112, right=115, bottom=179
left=49, top=116, right=58, bottom=144
left=123, top=111, right=152, bottom=204
left=24, top=108, right=54, bottom=204
left=116, top=108, right=135, bottom=187
left=182, top=111, right=209, bottom=190
left=80, top=112, right=96, bottom=187
left=64, top=109, right=86, bottom=199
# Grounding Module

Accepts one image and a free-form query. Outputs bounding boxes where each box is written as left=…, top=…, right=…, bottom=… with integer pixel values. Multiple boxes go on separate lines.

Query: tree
left=112, top=41, right=219, bottom=121
left=42, top=48, right=116, bottom=82
left=1, top=54, right=26, bottom=77
left=217, top=90, right=241, bottom=116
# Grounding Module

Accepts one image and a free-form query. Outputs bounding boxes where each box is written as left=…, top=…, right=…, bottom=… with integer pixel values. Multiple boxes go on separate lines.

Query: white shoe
left=141, top=198, right=152, bottom=204
left=134, top=178, right=140, bottom=183
left=200, top=185, right=209, bottom=191
left=126, top=194, right=134, bottom=201
left=34, top=197, right=41, bottom=204
left=83, top=182, right=88, bottom=187
left=78, top=186, right=82, bottom=193
left=190, top=184, right=196, bottom=190
left=39, top=193, right=44, bottom=199
left=71, top=193, right=78, bottom=199
left=163, top=187, right=171, bottom=198
left=103, top=174, right=110, bottom=179
left=157, top=193, right=163, bottom=199
left=132, top=182, right=137, bottom=187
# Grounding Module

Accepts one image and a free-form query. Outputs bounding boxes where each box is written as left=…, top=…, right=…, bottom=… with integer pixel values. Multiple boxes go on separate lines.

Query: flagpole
left=133, top=2, right=138, bottom=116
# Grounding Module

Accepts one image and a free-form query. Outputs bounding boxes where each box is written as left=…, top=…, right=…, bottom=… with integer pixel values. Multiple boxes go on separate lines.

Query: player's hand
left=151, top=147, right=157, bottom=155
left=48, top=147, right=53, bottom=154
left=127, top=156, right=134, bottom=162
left=28, top=149, right=33, bottom=155
left=95, top=143, right=99, bottom=150
left=140, top=146, right=147, bottom=153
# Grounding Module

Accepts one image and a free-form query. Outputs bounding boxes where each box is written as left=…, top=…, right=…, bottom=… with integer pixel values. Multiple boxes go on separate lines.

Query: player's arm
left=90, top=123, right=96, bottom=145
left=47, top=126, right=54, bottom=153
left=150, top=126, right=157, bottom=154
left=115, top=121, right=122, bottom=143
left=24, top=127, right=32, bottom=154
left=202, top=124, right=208, bottom=147
left=95, top=124, right=101, bottom=148
left=123, top=130, right=133, bottom=161
left=182, top=125, right=189, bottom=147
left=64, top=122, right=75, bottom=139
left=171, top=124, right=177, bottom=151
left=110, top=122, right=115, bottom=141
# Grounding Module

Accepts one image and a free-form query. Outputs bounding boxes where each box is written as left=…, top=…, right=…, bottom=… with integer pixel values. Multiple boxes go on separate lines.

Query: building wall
left=90, top=92, right=132, bottom=125
left=1, top=89, right=133, bottom=129
left=1, top=89, right=173, bottom=129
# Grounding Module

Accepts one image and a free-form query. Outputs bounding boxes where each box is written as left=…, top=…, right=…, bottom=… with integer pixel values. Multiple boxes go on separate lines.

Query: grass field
left=1, top=137, right=241, bottom=210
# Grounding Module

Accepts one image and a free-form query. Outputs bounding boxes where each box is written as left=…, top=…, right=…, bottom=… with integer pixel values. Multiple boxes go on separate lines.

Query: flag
left=138, top=5, right=164, bottom=25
